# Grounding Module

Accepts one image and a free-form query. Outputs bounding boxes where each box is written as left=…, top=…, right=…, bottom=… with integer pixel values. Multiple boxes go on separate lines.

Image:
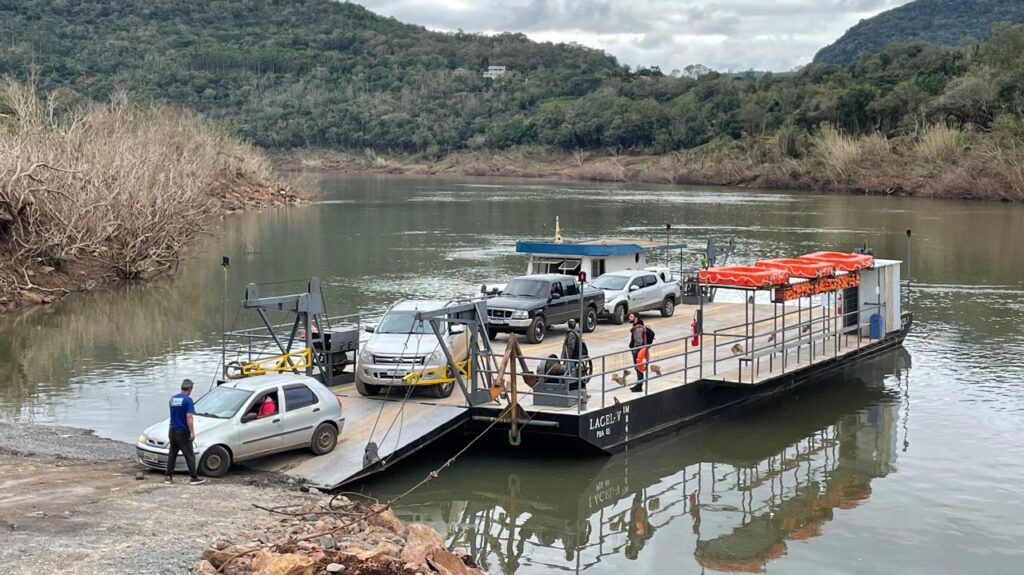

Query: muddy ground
left=0, top=423, right=319, bottom=575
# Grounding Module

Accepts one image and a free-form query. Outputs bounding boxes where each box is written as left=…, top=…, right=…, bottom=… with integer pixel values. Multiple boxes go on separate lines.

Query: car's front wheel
left=526, top=316, right=546, bottom=344
left=611, top=304, right=627, bottom=325
left=310, top=423, right=338, bottom=455
left=430, top=379, right=455, bottom=398
left=199, top=445, right=231, bottom=477
left=356, top=378, right=381, bottom=396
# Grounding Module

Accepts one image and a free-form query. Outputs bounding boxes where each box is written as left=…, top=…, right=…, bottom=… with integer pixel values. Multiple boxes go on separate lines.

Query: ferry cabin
left=516, top=239, right=687, bottom=280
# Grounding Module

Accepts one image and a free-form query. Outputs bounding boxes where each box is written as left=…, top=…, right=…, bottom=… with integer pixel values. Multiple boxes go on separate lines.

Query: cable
left=365, top=314, right=422, bottom=453
left=288, top=409, right=511, bottom=546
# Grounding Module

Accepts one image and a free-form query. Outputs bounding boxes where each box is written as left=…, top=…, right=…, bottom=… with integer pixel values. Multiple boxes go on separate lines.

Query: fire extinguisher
left=690, top=314, right=700, bottom=347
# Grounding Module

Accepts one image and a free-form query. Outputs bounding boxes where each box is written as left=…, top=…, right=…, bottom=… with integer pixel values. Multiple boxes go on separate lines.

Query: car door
left=640, top=274, right=661, bottom=309
left=546, top=281, right=569, bottom=323
left=626, top=276, right=645, bottom=310
left=557, top=279, right=581, bottom=323
left=236, top=388, right=284, bottom=458
left=280, top=383, right=322, bottom=449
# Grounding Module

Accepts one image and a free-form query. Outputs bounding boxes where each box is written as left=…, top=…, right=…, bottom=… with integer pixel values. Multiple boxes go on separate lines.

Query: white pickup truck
left=591, top=267, right=682, bottom=324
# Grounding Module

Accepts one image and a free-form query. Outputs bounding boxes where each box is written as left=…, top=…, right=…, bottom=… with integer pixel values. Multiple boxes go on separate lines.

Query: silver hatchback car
left=136, top=373, right=345, bottom=477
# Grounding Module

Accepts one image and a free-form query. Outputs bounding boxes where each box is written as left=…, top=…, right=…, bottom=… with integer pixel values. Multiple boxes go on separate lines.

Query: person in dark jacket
left=628, top=313, right=647, bottom=392
left=562, top=318, right=581, bottom=361
left=562, top=318, right=588, bottom=389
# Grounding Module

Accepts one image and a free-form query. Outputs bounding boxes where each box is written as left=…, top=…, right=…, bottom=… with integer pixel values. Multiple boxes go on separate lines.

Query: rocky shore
left=195, top=498, right=481, bottom=575
left=0, top=422, right=468, bottom=575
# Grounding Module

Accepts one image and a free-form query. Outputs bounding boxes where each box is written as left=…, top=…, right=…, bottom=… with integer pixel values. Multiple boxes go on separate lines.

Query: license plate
left=491, top=320, right=508, bottom=325
left=384, top=370, right=406, bottom=377
left=140, top=451, right=159, bottom=463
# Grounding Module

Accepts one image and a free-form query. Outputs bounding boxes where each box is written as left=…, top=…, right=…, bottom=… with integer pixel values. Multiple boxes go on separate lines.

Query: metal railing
left=471, top=299, right=888, bottom=408
left=475, top=332, right=704, bottom=414
left=709, top=301, right=885, bottom=384
left=221, top=312, right=362, bottom=378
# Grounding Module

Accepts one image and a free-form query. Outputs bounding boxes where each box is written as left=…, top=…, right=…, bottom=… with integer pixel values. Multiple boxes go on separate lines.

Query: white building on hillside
left=483, top=65, right=507, bottom=79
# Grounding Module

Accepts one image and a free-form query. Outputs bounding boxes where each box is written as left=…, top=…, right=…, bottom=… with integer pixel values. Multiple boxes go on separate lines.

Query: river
left=1, top=175, right=1022, bottom=573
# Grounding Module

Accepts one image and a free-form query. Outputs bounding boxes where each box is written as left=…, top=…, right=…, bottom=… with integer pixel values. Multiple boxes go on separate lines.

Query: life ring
left=754, top=258, right=835, bottom=279
left=698, top=266, right=789, bottom=288
left=801, top=251, right=873, bottom=272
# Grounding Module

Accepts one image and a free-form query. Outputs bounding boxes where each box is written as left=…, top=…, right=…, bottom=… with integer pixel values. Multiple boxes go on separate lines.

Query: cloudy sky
left=355, top=0, right=915, bottom=72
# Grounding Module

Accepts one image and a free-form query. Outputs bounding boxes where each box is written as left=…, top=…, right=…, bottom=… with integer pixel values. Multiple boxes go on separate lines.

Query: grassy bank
left=0, top=78, right=296, bottom=314
left=278, top=122, right=1024, bottom=202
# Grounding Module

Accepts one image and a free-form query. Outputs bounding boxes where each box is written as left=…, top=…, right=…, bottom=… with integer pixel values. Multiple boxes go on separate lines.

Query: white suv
left=356, top=300, right=469, bottom=398
left=592, top=269, right=682, bottom=324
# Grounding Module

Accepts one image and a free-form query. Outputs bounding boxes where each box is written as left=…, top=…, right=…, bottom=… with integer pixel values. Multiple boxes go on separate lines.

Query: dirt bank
left=0, top=423, right=314, bottom=575
left=275, top=144, right=1024, bottom=203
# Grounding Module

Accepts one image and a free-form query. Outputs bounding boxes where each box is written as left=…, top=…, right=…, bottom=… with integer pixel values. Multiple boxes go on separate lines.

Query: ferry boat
left=233, top=240, right=912, bottom=490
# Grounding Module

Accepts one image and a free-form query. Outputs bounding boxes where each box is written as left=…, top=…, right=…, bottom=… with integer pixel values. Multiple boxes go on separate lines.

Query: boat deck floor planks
left=243, top=389, right=468, bottom=487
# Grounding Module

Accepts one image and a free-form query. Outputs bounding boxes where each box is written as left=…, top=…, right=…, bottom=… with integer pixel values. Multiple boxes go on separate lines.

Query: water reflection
left=380, top=349, right=911, bottom=573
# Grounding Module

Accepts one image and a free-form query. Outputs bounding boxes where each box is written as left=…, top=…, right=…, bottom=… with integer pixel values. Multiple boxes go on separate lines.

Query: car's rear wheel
left=356, top=378, right=380, bottom=396
left=199, top=445, right=231, bottom=477
left=583, top=307, right=598, bottom=333
left=526, top=316, right=546, bottom=344
left=611, top=304, right=627, bottom=325
left=660, top=296, right=676, bottom=318
left=310, top=423, right=338, bottom=455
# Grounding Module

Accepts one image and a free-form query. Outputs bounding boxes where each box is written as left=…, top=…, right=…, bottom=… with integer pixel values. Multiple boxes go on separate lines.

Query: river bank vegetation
left=6, top=1, right=1023, bottom=201
left=0, top=78, right=293, bottom=313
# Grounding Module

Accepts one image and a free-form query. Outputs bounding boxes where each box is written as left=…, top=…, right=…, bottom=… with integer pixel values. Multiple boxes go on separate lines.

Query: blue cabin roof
left=516, top=240, right=687, bottom=257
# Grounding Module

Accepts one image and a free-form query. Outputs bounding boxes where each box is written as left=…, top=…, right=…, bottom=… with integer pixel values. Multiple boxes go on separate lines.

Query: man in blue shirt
left=166, top=379, right=206, bottom=485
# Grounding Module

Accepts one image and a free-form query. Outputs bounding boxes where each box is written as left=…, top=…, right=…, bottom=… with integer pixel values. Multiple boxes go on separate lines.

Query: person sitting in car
left=257, top=394, right=277, bottom=418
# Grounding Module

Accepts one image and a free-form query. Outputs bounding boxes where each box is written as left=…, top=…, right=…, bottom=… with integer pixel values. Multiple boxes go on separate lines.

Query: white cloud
left=353, top=0, right=915, bottom=71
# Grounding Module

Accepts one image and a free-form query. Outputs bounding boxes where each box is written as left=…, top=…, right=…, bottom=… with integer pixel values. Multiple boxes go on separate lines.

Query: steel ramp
left=245, top=390, right=470, bottom=488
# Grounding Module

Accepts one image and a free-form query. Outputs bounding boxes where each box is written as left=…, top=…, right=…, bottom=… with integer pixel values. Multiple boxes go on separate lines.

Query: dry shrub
left=969, top=139, right=1024, bottom=201
left=811, top=125, right=891, bottom=183
left=567, top=158, right=626, bottom=182
left=915, top=123, right=967, bottom=164
left=0, top=76, right=277, bottom=291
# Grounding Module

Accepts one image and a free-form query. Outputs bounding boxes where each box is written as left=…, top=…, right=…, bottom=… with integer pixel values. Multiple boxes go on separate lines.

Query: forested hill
left=815, top=0, right=1024, bottom=65
left=0, top=0, right=625, bottom=149
left=3, top=0, right=1024, bottom=159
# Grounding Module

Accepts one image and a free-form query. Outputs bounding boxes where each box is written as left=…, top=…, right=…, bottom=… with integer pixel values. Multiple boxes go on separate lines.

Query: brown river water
left=1, top=175, right=1022, bottom=573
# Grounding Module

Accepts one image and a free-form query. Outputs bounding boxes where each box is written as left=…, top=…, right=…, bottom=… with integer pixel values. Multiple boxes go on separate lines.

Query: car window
left=591, top=275, right=628, bottom=290
left=564, top=280, right=579, bottom=296
left=194, top=386, right=252, bottom=419
left=378, top=310, right=434, bottom=334
left=643, top=275, right=658, bottom=287
left=283, top=384, right=319, bottom=411
left=243, top=390, right=279, bottom=421
left=504, top=278, right=548, bottom=298
left=629, top=278, right=644, bottom=289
